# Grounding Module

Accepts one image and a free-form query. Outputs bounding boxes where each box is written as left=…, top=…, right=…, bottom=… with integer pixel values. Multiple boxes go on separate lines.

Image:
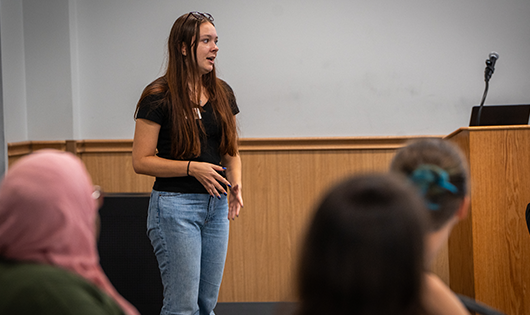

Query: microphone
left=484, top=51, right=499, bottom=82
left=476, top=51, right=499, bottom=125
left=488, top=51, right=499, bottom=66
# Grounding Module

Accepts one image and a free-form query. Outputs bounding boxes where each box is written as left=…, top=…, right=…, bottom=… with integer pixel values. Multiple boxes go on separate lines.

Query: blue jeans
left=147, top=190, right=229, bottom=315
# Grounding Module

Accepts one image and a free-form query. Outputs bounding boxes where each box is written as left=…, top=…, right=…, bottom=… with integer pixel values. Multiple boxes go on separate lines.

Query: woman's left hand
left=228, top=184, right=243, bottom=220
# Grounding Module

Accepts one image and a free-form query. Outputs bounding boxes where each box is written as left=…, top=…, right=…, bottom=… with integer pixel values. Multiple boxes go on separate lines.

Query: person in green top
left=0, top=260, right=125, bottom=315
left=0, top=150, right=138, bottom=315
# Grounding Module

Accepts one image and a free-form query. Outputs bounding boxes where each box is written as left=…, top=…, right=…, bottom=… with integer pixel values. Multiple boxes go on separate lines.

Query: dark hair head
left=297, top=173, right=427, bottom=315
left=390, top=139, right=469, bottom=231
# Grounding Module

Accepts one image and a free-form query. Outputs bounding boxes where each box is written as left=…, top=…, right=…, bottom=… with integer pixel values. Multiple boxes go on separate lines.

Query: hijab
left=0, top=150, right=138, bottom=315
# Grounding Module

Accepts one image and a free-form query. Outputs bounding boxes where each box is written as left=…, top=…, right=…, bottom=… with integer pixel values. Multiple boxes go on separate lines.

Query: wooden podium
left=445, top=126, right=530, bottom=315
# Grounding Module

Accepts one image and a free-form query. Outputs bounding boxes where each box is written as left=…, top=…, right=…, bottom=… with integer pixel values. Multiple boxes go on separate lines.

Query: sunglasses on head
left=183, top=11, right=214, bottom=24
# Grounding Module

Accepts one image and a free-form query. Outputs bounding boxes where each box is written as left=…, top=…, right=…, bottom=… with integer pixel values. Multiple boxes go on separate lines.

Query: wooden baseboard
left=8, top=135, right=443, bottom=156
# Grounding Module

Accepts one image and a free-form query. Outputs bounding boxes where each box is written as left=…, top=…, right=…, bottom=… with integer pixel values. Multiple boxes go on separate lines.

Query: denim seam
left=155, top=192, right=172, bottom=305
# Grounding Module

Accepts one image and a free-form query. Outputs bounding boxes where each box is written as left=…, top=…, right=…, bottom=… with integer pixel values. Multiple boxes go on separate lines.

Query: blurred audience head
left=390, top=138, right=469, bottom=231
left=296, top=173, right=428, bottom=315
left=0, top=149, right=137, bottom=315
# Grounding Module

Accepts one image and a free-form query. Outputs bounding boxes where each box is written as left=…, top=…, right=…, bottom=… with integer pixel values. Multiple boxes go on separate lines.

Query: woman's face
left=196, top=22, right=218, bottom=75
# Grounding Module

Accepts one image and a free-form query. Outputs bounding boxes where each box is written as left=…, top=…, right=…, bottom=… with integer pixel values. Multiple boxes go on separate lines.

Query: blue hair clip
left=409, top=164, right=458, bottom=210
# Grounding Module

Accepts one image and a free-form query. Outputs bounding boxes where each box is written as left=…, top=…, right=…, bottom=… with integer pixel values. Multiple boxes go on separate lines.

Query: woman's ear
left=181, top=44, right=187, bottom=56
left=456, top=196, right=470, bottom=220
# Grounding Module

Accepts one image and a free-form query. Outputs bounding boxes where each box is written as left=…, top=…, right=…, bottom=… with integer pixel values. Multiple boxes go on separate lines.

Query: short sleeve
left=219, top=80, right=239, bottom=115
left=136, top=94, right=167, bottom=125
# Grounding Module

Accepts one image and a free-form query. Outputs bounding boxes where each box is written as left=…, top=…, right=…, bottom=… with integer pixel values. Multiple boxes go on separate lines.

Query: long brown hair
left=135, top=12, right=238, bottom=159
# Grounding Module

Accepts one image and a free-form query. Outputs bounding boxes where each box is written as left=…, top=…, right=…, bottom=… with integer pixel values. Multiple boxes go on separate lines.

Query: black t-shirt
left=136, top=86, right=239, bottom=193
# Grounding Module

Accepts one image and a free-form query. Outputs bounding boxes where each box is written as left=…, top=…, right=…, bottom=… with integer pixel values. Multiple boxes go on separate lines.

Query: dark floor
left=215, top=302, right=297, bottom=315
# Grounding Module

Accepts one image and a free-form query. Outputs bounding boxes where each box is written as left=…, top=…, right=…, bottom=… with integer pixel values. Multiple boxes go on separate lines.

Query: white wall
left=23, top=0, right=73, bottom=140
left=3, top=0, right=530, bottom=141
left=0, top=3, right=5, bottom=176
left=1, top=0, right=27, bottom=142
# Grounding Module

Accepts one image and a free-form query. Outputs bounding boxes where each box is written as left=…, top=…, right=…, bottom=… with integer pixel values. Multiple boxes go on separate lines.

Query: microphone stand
left=475, top=59, right=495, bottom=126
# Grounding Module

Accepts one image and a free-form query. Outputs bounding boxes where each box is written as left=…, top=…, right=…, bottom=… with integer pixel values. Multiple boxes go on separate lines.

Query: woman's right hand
left=188, top=161, right=231, bottom=198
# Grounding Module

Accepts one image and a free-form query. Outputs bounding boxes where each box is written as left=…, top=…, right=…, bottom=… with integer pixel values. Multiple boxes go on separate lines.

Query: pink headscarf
left=0, top=150, right=139, bottom=315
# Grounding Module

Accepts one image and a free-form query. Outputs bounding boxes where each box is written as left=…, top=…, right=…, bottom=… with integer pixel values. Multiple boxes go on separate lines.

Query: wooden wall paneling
left=80, top=151, right=154, bottom=193
left=218, top=147, right=421, bottom=302
left=77, top=140, right=154, bottom=193
left=445, top=129, right=476, bottom=299
left=470, top=128, right=530, bottom=314
left=446, top=126, right=530, bottom=315
left=7, top=141, right=66, bottom=167
left=28, top=141, right=66, bottom=152
left=7, top=136, right=453, bottom=304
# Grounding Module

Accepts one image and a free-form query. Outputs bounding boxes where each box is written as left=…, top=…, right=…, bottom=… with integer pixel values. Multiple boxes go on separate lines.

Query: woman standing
left=132, top=11, right=243, bottom=315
